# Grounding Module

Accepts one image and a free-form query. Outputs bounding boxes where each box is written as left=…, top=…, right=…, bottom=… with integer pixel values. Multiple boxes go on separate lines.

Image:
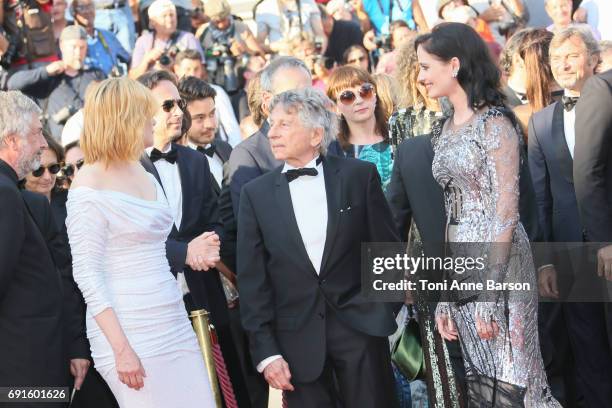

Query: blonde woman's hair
left=81, top=77, right=157, bottom=166
left=372, top=73, right=400, bottom=118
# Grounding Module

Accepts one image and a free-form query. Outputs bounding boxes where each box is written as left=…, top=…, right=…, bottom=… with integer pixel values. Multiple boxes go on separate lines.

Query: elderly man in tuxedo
left=528, top=26, right=612, bottom=407
left=237, top=88, right=400, bottom=407
left=0, top=91, right=90, bottom=400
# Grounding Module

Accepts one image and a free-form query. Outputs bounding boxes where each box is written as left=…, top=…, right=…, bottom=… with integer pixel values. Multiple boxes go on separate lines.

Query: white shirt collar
left=145, top=143, right=172, bottom=156
left=187, top=141, right=212, bottom=150
left=282, top=155, right=321, bottom=173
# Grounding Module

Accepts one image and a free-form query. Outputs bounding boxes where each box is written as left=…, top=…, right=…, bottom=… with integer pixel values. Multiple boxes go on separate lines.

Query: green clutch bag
left=391, top=308, right=425, bottom=381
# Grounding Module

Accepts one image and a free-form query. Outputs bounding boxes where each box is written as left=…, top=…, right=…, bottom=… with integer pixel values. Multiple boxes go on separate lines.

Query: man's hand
left=597, top=244, right=612, bottom=281
left=144, top=48, right=164, bottom=65
left=363, top=30, right=377, bottom=51
left=435, top=312, right=458, bottom=341
left=263, top=358, right=295, bottom=391
left=46, top=61, right=65, bottom=76
left=479, top=5, right=506, bottom=22
left=573, top=7, right=587, bottom=23
left=186, top=231, right=220, bottom=271
left=70, top=358, right=90, bottom=390
left=230, top=39, right=246, bottom=57
left=538, top=265, right=559, bottom=298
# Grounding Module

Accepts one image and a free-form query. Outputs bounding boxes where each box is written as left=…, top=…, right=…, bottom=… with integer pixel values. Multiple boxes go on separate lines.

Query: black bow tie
left=197, top=145, right=216, bottom=158
left=285, top=157, right=322, bottom=182
left=150, top=147, right=178, bottom=164
left=562, top=95, right=579, bottom=112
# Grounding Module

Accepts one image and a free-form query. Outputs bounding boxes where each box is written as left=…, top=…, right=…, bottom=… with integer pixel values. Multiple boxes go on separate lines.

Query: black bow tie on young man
left=285, top=156, right=323, bottom=182
left=562, top=95, right=579, bottom=112
left=150, top=147, right=178, bottom=164
left=197, top=145, right=216, bottom=158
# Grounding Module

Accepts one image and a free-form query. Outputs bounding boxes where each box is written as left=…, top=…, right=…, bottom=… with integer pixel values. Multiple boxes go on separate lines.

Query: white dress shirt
left=210, top=84, right=242, bottom=147
left=146, top=145, right=190, bottom=296
left=563, top=95, right=577, bottom=159
left=188, top=141, right=224, bottom=187
left=256, top=156, right=328, bottom=373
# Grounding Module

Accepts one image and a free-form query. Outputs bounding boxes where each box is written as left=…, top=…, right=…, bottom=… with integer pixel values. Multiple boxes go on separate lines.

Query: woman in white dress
left=66, top=77, right=217, bottom=407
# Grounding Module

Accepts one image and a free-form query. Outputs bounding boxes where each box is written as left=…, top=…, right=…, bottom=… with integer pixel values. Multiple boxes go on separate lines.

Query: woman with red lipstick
left=326, top=66, right=393, bottom=190
left=415, top=22, right=560, bottom=407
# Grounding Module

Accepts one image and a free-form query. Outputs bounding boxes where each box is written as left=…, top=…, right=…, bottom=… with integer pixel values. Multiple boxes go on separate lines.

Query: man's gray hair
left=599, top=40, right=612, bottom=54
left=551, top=24, right=601, bottom=57
left=260, top=56, right=311, bottom=94
left=269, top=87, right=338, bottom=155
left=0, top=91, right=41, bottom=145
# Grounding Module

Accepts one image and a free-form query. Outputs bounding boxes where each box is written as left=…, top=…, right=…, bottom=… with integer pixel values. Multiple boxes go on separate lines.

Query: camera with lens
left=52, top=105, right=78, bottom=126
left=205, top=41, right=239, bottom=93
left=374, top=34, right=392, bottom=52
left=159, top=44, right=181, bottom=67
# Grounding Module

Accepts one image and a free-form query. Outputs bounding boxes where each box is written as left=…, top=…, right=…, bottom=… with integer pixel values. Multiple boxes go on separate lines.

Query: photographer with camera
left=197, top=0, right=264, bottom=93
left=72, top=0, right=130, bottom=77
left=6, top=25, right=105, bottom=139
left=129, top=0, right=203, bottom=79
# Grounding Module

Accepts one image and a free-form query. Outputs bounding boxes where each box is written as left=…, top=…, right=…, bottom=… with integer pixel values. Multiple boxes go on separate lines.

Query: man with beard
left=0, top=90, right=87, bottom=401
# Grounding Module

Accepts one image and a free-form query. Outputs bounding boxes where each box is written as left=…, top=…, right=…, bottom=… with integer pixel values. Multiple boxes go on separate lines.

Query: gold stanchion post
left=190, top=309, right=223, bottom=407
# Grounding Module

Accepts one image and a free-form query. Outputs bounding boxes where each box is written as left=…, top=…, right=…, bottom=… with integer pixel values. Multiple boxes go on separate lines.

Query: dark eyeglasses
left=62, top=159, right=84, bottom=177
left=162, top=99, right=187, bottom=113
left=347, top=56, right=367, bottom=64
left=338, top=83, right=375, bottom=105
left=32, top=163, right=61, bottom=177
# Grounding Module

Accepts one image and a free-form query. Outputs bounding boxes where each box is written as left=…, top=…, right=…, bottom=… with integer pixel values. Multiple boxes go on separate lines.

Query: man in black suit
left=220, top=57, right=311, bottom=272
left=528, top=27, right=612, bottom=407
left=237, top=88, right=400, bottom=407
left=0, top=91, right=89, bottom=402
left=177, top=75, right=253, bottom=407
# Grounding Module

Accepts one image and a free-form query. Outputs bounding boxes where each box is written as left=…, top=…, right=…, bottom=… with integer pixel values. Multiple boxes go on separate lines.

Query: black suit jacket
left=528, top=101, right=583, bottom=243
left=237, top=155, right=400, bottom=382
left=219, top=121, right=281, bottom=271
left=141, top=144, right=226, bottom=326
left=207, top=138, right=232, bottom=195
left=0, top=160, right=85, bottom=389
left=387, top=134, right=541, bottom=246
left=574, top=70, right=612, bottom=242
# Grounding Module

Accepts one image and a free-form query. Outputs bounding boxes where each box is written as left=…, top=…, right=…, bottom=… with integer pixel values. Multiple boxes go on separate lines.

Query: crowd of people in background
left=1, top=0, right=612, bottom=407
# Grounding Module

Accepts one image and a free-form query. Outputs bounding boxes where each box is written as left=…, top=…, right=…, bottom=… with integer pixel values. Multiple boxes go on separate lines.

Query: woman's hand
left=475, top=315, right=499, bottom=340
left=436, top=312, right=458, bottom=341
left=115, top=344, right=146, bottom=390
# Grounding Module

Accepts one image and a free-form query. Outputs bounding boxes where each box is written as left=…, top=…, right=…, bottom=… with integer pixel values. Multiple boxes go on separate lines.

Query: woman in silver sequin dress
left=415, top=23, right=560, bottom=407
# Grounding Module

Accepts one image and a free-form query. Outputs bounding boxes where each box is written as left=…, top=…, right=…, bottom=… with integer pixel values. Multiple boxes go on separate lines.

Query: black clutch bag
left=465, top=374, right=526, bottom=407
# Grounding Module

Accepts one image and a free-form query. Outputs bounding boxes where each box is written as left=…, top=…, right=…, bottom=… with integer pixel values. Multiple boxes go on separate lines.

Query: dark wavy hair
left=414, top=22, right=506, bottom=110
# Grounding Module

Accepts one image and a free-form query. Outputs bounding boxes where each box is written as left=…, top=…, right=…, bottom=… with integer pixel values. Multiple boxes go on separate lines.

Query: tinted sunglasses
left=32, top=163, right=61, bottom=177
left=338, top=83, right=375, bottom=105
left=162, top=99, right=187, bottom=113
left=63, top=159, right=84, bottom=177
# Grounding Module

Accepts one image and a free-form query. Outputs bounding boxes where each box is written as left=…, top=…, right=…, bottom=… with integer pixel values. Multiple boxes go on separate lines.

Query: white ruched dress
left=66, top=175, right=215, bottom=408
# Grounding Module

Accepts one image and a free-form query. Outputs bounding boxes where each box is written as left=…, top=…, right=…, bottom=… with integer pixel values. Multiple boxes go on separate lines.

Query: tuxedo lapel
left=319, top=157, right=342, bottom=277
left=274, top=170, right=318, bottom=277
left=551, top=102, right=574, bottom=184
left=141, top=153, right=162, bottom=184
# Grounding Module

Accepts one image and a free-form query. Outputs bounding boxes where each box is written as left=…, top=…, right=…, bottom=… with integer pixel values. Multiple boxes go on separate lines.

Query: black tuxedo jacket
left=574, top=70, right=612, bottom=242
left=237, top=155, right=400, bottom=382
left=141, top=144, right=226, bottom=325
left=0, top=160, right=86, bottom=388
left=528, top=101, right=583, bottom=243
left=197, top=138, right=232, bottom=196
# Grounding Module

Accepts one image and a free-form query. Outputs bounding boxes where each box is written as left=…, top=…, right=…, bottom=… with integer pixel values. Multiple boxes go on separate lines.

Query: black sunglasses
left=162, top=99, right=187, bottom=113
left=62, top=159, right=85, bottom=177
left=338, top=83, right=375, bottom=105
left=32, top=163, right=61, bottom=177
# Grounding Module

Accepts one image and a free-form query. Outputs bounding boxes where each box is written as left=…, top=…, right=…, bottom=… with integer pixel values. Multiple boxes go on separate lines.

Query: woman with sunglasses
left=327, top=66, right=393, bottom=190
left=63, top=140, right=86, bottom=185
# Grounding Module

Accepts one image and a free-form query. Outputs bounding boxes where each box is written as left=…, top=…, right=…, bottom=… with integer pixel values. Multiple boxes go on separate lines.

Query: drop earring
left=452, top=70, right=459, bottom=78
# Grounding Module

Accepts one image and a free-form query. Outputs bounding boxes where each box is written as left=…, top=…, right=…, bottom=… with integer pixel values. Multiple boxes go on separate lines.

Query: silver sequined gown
left=432, top=108, right=560, bottom=407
